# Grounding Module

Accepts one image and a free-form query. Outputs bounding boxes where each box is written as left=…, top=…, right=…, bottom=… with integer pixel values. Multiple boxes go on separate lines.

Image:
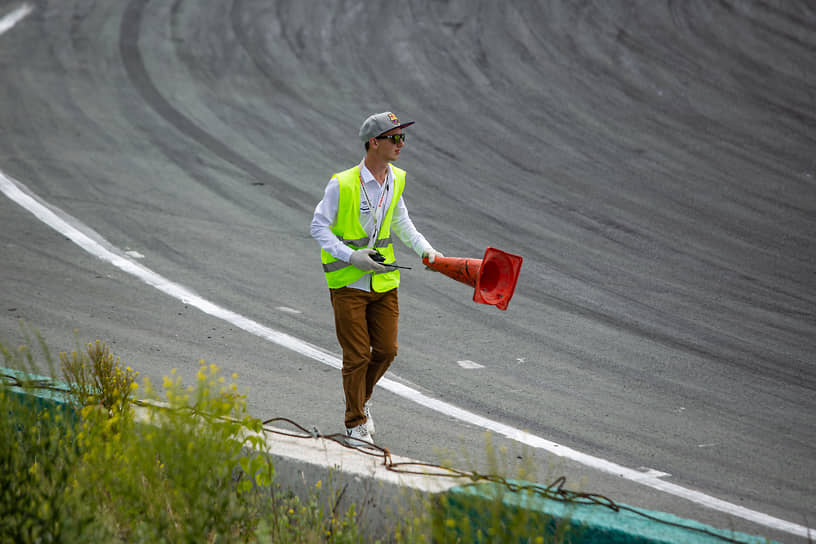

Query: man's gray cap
left=359, top=112, right=415, bottom=142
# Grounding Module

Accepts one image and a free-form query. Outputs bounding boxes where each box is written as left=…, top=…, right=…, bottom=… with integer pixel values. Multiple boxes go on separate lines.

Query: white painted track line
left=0, top=3, right=31, bottom=34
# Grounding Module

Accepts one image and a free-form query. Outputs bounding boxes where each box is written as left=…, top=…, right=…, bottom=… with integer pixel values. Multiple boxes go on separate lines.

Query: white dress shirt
left=311, top=160, right=433, bottom=292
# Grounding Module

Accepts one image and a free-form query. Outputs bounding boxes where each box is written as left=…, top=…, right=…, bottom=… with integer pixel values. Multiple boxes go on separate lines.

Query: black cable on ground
left=2, top=378, right=767, bottom=544
left=261, top=417, right=758, bottom=544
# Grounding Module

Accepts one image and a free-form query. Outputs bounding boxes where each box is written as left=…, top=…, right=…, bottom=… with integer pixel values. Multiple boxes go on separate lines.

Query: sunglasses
left=375, top=133, right=407, bottom=144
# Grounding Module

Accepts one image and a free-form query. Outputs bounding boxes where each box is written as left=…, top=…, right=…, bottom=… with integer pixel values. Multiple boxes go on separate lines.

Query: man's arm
left=312, top=177, right=388, bottom=273
left=310, top=177, right=355, bottom=263
left=391, top=195, right=436, bottom=258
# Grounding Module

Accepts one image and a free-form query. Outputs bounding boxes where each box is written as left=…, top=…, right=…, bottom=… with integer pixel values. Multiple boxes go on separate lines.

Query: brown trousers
left=330, top=286, right=399, bottom=429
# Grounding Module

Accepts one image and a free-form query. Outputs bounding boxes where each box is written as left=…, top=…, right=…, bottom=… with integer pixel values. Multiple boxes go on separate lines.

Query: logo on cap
left=387, top=113, right=399, bottom=125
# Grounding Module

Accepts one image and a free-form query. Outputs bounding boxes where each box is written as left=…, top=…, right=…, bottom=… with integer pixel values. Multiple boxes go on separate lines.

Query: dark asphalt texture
left=1, top=2, right=814, bottom=541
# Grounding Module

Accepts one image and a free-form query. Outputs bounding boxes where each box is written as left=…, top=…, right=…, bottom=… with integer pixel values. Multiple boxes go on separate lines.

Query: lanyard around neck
left=359, top=170, right=390, bottom=245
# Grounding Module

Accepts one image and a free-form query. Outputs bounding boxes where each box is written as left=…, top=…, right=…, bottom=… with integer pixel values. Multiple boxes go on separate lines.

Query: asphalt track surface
left=1, top=1, right=814, bottom=541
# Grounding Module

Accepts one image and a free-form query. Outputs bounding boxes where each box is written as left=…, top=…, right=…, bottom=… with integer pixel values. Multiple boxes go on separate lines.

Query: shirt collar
left=359, top=159, right=392, bottom=187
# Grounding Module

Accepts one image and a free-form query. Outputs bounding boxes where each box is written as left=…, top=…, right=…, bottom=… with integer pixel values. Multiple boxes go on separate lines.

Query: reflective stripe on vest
left=320, top=165, right=406, bottom=292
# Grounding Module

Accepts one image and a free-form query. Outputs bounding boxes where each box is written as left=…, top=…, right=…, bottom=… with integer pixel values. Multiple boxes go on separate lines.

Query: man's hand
left=349, top=248, right=388, bottom=272
left=423, top=248, right=444, bottom=271
left=424, top=249, right=444, bottom=264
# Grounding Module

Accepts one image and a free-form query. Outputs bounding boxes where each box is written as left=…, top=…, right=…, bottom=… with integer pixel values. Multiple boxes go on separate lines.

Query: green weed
left=2, top=329, right=583, bottom=543
left=1, top=333, right=366, bottom=543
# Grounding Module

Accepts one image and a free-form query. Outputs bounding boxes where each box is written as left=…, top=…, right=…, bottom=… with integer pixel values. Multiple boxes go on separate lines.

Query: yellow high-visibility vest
left=321, top=165, right=406, bottom=291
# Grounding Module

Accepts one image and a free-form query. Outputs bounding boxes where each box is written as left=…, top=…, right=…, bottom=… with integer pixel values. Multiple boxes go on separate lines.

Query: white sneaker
left=346, top=424, right=373, bottom=444
left=364, top=401, right=375, bottom=435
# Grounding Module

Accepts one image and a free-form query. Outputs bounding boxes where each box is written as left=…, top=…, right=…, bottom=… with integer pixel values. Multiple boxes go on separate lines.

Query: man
left=310, top=111, right=443, bottom=444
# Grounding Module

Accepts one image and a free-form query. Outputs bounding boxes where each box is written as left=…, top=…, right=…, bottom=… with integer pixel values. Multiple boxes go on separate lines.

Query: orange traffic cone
left=422, top=247, right=523, bottom=310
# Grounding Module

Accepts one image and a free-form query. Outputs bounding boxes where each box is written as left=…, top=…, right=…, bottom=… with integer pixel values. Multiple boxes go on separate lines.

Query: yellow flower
left=315, top=480, right=322, bottom=489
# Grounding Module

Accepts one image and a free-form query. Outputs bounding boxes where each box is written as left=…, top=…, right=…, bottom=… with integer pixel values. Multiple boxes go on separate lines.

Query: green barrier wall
left=1, top=367, right=75, bottom=418
left=435, top=480, right=780, bottom=543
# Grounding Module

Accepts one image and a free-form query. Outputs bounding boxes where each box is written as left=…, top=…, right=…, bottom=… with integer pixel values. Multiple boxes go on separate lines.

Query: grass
left=1, top=326, right=578, bottom=543
left=1, top=330, right=364, bottom=543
